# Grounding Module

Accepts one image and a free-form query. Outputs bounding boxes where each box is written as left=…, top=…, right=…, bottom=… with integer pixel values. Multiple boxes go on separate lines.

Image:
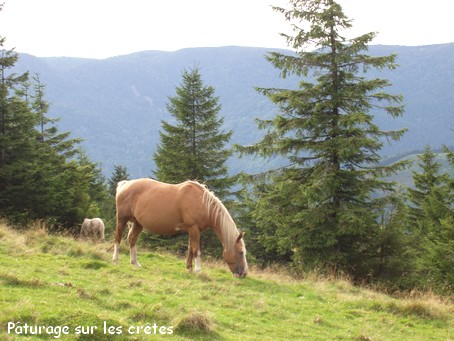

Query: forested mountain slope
left=13, top=44, right=454, bottom=177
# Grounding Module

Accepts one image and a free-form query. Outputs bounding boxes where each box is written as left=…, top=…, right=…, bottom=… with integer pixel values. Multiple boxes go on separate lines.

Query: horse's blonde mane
left=187, top=181, right=238, bottom=252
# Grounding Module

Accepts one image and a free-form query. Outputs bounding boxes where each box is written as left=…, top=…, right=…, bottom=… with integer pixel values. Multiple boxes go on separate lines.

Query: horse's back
left=92, top=218, right=104, bottom=229
left=116, top=178, right=203, bottom=203
left=116, top=179, right=208, bottom=233
left=116, top=178, right=173, bottom=216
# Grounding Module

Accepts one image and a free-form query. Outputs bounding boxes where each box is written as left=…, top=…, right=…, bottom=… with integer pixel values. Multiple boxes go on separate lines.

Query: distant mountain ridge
left=13, top=44, right=454, bottom=178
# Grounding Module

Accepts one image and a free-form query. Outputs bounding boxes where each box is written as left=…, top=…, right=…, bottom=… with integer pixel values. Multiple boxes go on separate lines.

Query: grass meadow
left=0, top=222, right=452, bottom=340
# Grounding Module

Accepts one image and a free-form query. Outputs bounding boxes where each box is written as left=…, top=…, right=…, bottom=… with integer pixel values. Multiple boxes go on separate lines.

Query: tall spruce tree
left=238, top=0, right=407, bottom=277
left=0, top=22, right=106, bottom=227
left=0, top=33, right=38, bottom=222
left=153, top=67, right=233, bottom=198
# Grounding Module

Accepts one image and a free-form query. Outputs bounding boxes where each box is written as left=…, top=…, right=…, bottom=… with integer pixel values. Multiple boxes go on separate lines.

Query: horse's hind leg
left=112, top=217, right=128, bottom=265
left=100, top=226, right=105, bottom=242
left=128, top=222, right=143, bottom=267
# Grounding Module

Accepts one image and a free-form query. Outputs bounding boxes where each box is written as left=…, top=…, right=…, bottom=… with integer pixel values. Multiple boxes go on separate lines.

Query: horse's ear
left=236, top=232, right=245, bottom=243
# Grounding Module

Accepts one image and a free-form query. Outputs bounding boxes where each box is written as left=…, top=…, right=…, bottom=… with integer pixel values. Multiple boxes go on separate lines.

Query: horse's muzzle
left=233, top=269, right=247, bottom=278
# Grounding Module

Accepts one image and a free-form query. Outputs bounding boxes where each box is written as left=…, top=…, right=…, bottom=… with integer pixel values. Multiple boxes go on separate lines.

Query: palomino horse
left=112, top=179, right=248, bottom=277
left=80, top=218, right=105, bottom=241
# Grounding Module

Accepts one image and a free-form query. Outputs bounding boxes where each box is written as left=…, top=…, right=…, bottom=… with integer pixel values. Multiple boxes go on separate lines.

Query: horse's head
left=223, top=232, right=248, bottom=277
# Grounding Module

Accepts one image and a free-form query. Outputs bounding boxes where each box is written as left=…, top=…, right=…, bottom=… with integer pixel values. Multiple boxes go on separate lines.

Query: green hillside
left=0, top=223, right=452, bottom=340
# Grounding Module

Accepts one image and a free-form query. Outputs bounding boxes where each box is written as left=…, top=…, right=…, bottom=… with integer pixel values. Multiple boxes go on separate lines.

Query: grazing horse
left=80, top=218, right=105, bottom=241
left=112, top=178, right=248, bottom=277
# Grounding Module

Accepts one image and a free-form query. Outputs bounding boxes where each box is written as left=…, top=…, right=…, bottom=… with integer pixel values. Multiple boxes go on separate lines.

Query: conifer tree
left=108, top=165, right=130, bottom=198
left=0, top=22, right=105, bottom=227
left=153, top=67, right=233, bottom=198
left=238, top=0, right=407, bottom=276
left=408, top=147, right=452, bottom=230
left=408, top=146, right=454, bottom=292
left=105, top=165, right=130, bottom=223
left=22, top=76, right=86, bottom=226
left=0, top=34, right=38, bottom=222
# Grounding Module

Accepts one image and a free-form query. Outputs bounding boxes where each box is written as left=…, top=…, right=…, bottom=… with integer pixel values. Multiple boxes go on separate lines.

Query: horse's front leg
left=128, top=222, right=143, bottom=267
left=187, top=225, right=202, bottom=273
left=186, top=236, right=194, bottom=272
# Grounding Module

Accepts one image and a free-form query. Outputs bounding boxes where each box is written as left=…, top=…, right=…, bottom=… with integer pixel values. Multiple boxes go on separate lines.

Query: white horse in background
left=80, top=218, right=105, bottom=241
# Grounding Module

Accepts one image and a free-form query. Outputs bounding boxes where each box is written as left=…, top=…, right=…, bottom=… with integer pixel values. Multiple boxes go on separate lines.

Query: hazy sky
left=1, top=0, right=452, bottom=59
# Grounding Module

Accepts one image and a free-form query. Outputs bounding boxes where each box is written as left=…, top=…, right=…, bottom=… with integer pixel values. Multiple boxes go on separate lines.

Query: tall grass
left=0, top=222, right=452, bottom=340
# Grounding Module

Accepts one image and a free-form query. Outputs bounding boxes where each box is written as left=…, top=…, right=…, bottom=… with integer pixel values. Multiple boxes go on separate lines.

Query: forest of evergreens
left=1, top=1, right=452, bottom=295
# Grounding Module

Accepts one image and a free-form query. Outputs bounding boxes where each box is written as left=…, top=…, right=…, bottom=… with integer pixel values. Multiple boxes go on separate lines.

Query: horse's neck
left=209, top=204, right=237, bottom=251
left=201, top=188, right=238, bottom=250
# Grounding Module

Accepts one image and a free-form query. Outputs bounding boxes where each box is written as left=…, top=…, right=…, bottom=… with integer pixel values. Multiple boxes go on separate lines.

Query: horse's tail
left=117, top=180, right=128, bottom=192
left=115, top=180, right=129, bottom=202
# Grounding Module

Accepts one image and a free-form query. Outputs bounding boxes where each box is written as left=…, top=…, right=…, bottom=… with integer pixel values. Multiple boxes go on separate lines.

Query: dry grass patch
left=248, top=263, right=297, bottom=283
left=0, top=273, right=42, bottom=288
left=385, top=298, right=453, bottom=320
left=176, top=310, right=214, bottom=333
